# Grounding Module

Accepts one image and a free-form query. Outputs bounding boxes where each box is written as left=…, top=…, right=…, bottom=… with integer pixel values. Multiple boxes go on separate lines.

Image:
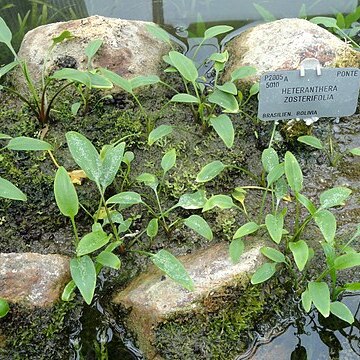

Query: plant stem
left=70, top=217, right=79, bottom=246
left=268, top=122, right=277, bottom=148
left=154, top=189, right=169, bottom=233
left=100, top=190, right=121, bottom=242
left=47, top=150, right=60, bottom=168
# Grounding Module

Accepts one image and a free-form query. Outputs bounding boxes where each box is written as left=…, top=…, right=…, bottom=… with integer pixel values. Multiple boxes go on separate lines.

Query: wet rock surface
left=224, top=18, right=360, bottom=85
left=0, top=253, right=70, bottom=307
left=113, top=242, right=265, bottom=359
left=14, top=15, right=171, bottom=87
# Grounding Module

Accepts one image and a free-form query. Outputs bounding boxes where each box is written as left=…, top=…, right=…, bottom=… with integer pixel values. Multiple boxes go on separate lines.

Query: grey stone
left=223, top=18, right=360, bottom=86
left=14, top=15, right=171, bottom=88
left=0, top=253, right=71, bottom=307
left=113, top=241, right=264, bottom=359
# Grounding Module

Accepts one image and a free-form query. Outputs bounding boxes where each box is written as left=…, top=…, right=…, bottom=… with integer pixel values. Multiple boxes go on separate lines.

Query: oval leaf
left=265, top=213, right=284, bottom=244
left=204, top=25, right=233, bottom=39
left=233, top=221, right=259, bottom=240
left=151, top=249, right=194, bottom=291
left=148, top=125, right=173, bottom=145
left=267, top=163, right=285, bottom=186
left=216, top=82, right=237, bottom=95
left=301, top=289, right=312, bottom=312
left=85, top=39, right=103, bottom=61
left=169, top=51, right=198, bottom=83
left=70, top=256, right=96, bottom=305
left=196, top=160, right=225, bottom=183
left=289, top=240, right=309, bottom=271
left=176, top=190, right=207, bottom=210
left=262, top=148, right=279, bottom=173
left=0, top=298, right=9, bottom=318
left=54, top=167, right=79, bottom=219
left=210, top=114, right=234, bottom=148
left=106, top=191, right=142, bottom=207
left=229, top=238, right=245, bottom=264
left=51, top=68, right=91, bottom=87
left=0, top=176, right=26, bottom=201
left=330, top=302, right=354, bottom=324
left=184, top=215, right=213, bottom=241
left=146, top=24, right=171, bottom=44
left=202, top=195, right=234, bottom=212
left=6, top=137, right=53, bottom=151
left=308, top=281, right=330, bottom=318
left=171, top=93, right=200, bottom=104
left=334, top=253, right=360, bottom=270
left=231, top=66, right=257, bottom=81
left=147, top=218, right=159, bottom=239
left=319, top=187, right=351, bottom=209
left=208, top=89, right=239, bottom=113
left=100, top=68, right=132, bottom=93
left=251, top=262, right=277, bottom=284
left=161, top=149, right=176, bottom=174
left=0, top=17, right=12, bottom=46
left=260, top=246, right=285, bottom=263
left=130, top=75, right=160, bottom=89
left=97, top=251, right=121, bottom=270
left=100, top=142, right=125, bottom=189
left=77, top=231, right=111, bottom=257
left=284, top=151, right=303, bottom=192
left=314, top=209, right=336, bottom=244
left=297, top=135, right=323, bottom=150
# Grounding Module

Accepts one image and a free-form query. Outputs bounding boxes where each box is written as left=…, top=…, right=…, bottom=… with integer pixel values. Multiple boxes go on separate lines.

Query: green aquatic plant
left=147, top=24, right=259, bottom=149
left=56, top=131, right=195, bottom=304
left=0, top=298, right=10, bottom=318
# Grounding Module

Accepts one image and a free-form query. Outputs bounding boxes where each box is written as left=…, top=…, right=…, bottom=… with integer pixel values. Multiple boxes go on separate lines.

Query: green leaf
left=171, top=93, right=200, bottom=104
left=122, top=151, right=134, bottom=165
left=136, top=173, right=159, bottom=191
left=209, top=51, right=229, bottom=63
left=216, top=82, right=237, bottom=95
left=61, top=280, right=76, bottom=302
left=0, top=61, right=18, bottom=79
left=0, top=17, right=12, bottom=46
left=196, top=160, right=226, bottom=183
left=262, top=148, right=279, bottom=173
left=176, top=190, right=207, bottom=209
left=70, top=256, right=96, bottom=305
left=319, top=187, right=351, bottom=209
left=297, top=135, right=323, bottom=150
left=336, top=13, right=346, bottom=29
left=161, top=149, right=176, bottom=174
left=0, top=133, right=11, bottom=140
left=295, top=193, right=316, bottom=215
left=274, top=178, right=288, bottom=202
left=85, top=39, right=102, bottom=61
left=229, top=238, right=244, bottom=264
left=249, top=82, right=260, bottom=96
left=106, top=191, right=143, bottom=207
left=204, top=25, right=233, bottom=39
left=231, top=66, right=257, bottom=81
left=6, top=137, right=53, bottom=151
left=51, top=68, right=91, bottom=87
left=151, top=249, right=194, bottom=291
left=284, top=151, right=303, bottom=192
left=334, top=253, right=360, bottom=270
left=148, top=125, right=173, bottom=145
left=344, top=282, right=360, bottom=291
left=0, top=298, right=9, bottom=318
left=202, top=195, right=234, bottom=212
left=261, top=246, right=285, bottom=263
left=184, top=215, right=213, bottom=241
left=301, top=289, right=312, bottom=312
left=308, top=281, right=330, bottom=317
left=99, top=142, right=125, bottom=189
left=330, top=302, right=354, bottom=324
left=349, top=147, right=360, bottom=156
left=208, top=89, right=239, bottom=113
left=265, top=213, right=284, bottom=244
left=100, top=68, right=133, bottom=93
left=146, top=24, right=171, bottom=45
left=96, top=251, right=121, bottom=270
left=71, top=102, right=81, bottom=116
left=77, top=230, right=111, bottom=257
left=66, top=131, right=101, bottom=184
left=310, top=16, right=338, bottom=29
left=314, top=209, right=336, bottom=244
left=233, top=221, right=259, bottom=240
left=289, top=240, right=309, bottom=271
left=267, top=163, right=284, bottom=186
left=147, top=218, right=159, bottom=239
left=169, top=51, right=198, bottom=83
left=251, top=262, right=277, bottom=284
left=210, top=114, right=234, bottom=148
left=130, top=75, right=160, bottom=89
left=87, top=72, right=113, bottom=89
left=0, top=176, right=27, bottom=201
left=54, top=167, right=79, bottom=219
left=253, top=3, right=277, bottom=22
left=52, top=30, right=73, bottom=45
left=118, top=219, right=132, bottom=233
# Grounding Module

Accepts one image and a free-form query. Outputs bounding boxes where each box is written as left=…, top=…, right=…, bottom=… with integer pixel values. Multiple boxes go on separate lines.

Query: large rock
left=224, top=18, right=360, bottom=85
left=113, top=241, right=264, bottom=359
left=0, top=253, right=70, bottom=307
left=15, top=15, right=171, bottom=86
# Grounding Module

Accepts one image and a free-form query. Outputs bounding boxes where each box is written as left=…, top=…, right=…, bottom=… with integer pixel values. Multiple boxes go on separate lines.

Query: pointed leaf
left=265, top=213, right=284, bottom=244
left=208, top=89, right=239, bottom=113
left=231, top=66, right=257, bottom=81
left=267, top=163, right=284, bottom=186
left=151, top=249, right=194, bottom=291
left=136, top=173, right=159, bottom=191
left=66, top=131, right=101, bottom=183
left=216, top=82, right=237, bottom=95
left=344, top=283, right=360, bottom=291
left=249, top=82, right=260, bottom=96
left=233, top=221, right=259, bottom=240
left=51, top=68, right=91, bottom=87
left=319, top=187, right=351, bottom=209
left=100, top=68, right=133, bottom=93
left=0, top=61, right=18, bottom=78
left=130, top=75, right=160, bottom=89
left=251, top=262, right=277, bottom=284
left=196, top=160, right=225, bottom=183
left=77, top=230, right=111, bottom=257
left=210, top=114, right=234, bottom=148
left=87, top=72, right=113, bottom=89
left=6, top=137, right=53, bottom=151
left=146, top=24, right=171, bottom=44
left=330, top=302, right=354, bottom=324
left=54, top=167, right=78, bottom=218
left=334, top=253, right=360, bottom=270
left=261, top=246, right=285, bottom=263
left=285, top=151, right=303, bottom=192
left=349, top=147, right=360, bottom=156
left=161, top=149, right=176, bottom=174
left=314, top=209, right=336, bottom=244
left=171, top=93, right=200, bottom=104
left=204, top=25, right=233, bottom=39
left=85, top=39, right=103, bottom=61
left=301, top=289, right=312, bottom=312
left=262, top=148, right=279, bottom=173
left=184, top=215, right=213, bottom=241
left=310, top=16, right=338, bottom=28
left=61, top=280, right=76, bottom=302
left=297, top=135, right=323, bottom=150
left=176, top=190, right=207, bottom=209
left=0, top=176, right=26, bottom=201
left=229, top=238, right=244, bottom=264
left=106, top=191, right=142, bottom=207
left=70, top=256, right=96, bottom=305
left=147, top=218, right=159, bottom=239
left=0, top=17, right=12, bottom=46
left=289, top=240, right=309, bottom=271
left=308, top=282, right=330, bottom=318
left=169, top=51, right=198, bottom=83
left=97, top=251, right=121, bottom=270
left=148, top=125, right=173, bottom=145
left=202, top=195, right=234, bottom=212
left=296, top=192, right=316, bottom=215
